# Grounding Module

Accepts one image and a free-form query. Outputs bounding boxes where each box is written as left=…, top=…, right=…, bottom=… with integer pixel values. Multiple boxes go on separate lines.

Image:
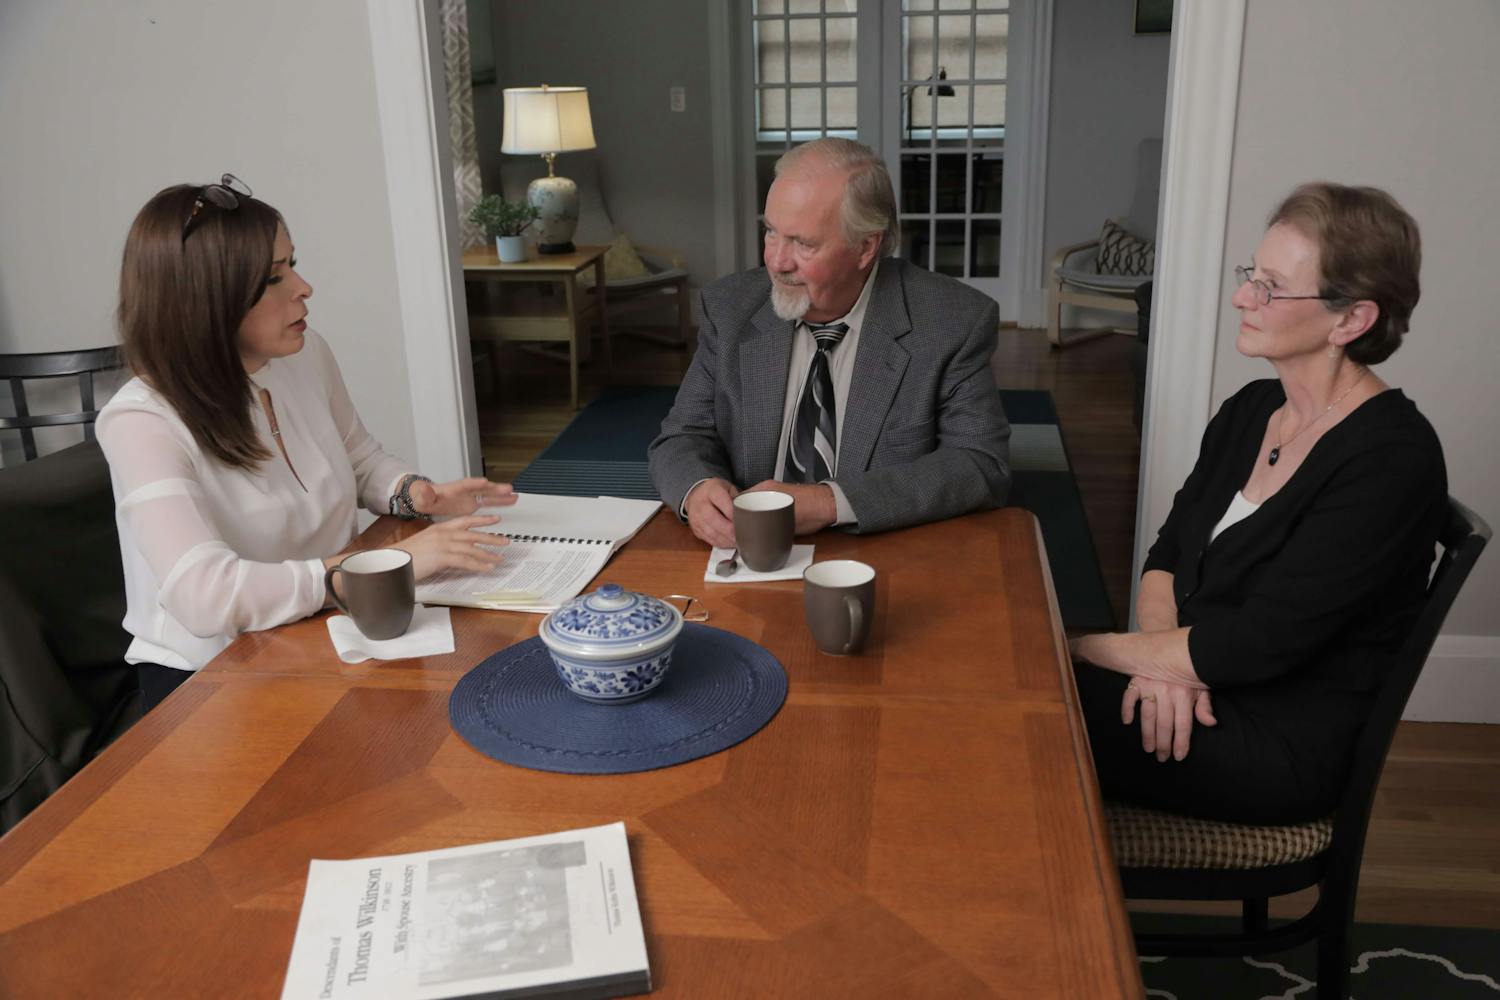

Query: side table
left=462, top=244, right=609, bottom=410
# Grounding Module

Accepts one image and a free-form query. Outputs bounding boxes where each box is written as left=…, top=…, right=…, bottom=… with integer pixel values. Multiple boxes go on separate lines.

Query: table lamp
left=501, top=84, right=597, bottom=255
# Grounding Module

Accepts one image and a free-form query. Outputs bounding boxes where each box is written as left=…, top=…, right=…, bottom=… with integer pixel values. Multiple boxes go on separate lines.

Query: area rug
left=1132, top=913, right=1500, bottom=999
left=513, top=385, right=1115, bottom=630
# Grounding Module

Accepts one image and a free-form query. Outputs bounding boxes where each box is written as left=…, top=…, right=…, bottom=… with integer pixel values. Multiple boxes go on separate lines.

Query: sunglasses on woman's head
left=181, top=173, right=253, bottom=243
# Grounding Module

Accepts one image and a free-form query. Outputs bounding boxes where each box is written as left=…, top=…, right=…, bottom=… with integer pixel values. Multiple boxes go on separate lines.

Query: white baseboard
left=1017, top=288, right=1046, bottom=330
left=1403, top=634, right=1500, bottom=723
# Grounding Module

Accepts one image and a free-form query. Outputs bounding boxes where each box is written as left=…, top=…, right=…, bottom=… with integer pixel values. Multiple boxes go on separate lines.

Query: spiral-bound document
left=415, top=494, right=660, bottom=612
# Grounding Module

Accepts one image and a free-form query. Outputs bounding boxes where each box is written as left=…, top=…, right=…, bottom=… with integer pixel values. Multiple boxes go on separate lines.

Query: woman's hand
left=410, top=477, right=517, bottom=517
left=1122, top=676, right=1217, bottom=762
left=393, top=514, right=506, bottom=580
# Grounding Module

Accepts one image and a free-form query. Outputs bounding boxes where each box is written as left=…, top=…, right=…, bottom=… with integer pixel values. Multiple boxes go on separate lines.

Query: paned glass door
left=751, top=1, right=862, bottom=220
left=745, top=0, right=1006, bottom=295
left=897, top=0, right=1006, bottom=291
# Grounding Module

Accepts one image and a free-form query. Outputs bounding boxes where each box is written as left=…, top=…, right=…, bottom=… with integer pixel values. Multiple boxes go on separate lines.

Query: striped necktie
left=784, top=320, right=850, bottom=484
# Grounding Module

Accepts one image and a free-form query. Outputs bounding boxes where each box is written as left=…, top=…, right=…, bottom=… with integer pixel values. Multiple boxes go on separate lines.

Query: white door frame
left=364, top=0, right=1246, bottom=600
left=1130, top=1, right=1247, bottom=616
left=998, top=0, right=1053, bottom=328
left=365, top=0, right=481, bottom=481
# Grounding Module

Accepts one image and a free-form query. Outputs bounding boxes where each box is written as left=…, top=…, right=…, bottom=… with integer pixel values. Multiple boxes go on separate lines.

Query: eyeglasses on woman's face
left=1233, top=264, right=1344, bottom=308
left=182, top=173, right=253, bottom=243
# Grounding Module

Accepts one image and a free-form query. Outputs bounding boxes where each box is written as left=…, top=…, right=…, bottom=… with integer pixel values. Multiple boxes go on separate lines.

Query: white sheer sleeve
left=96, top=408, right=327, bottom=638
left=308, top=333, right=412, bottom=512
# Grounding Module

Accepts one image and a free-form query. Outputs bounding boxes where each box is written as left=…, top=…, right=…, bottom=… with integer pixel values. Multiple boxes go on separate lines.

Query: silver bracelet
left=390, top=474, right=433, bottom=519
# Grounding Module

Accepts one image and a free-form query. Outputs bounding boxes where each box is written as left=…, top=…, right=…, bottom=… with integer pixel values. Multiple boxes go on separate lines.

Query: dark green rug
left=512, top=386, right=1114, bottom=630
left=1132, top=913, right=1500, bottom=998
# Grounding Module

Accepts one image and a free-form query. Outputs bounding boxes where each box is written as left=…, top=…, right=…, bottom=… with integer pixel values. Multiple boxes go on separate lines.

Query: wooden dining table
left=0, top=507, right=1141, bottom=998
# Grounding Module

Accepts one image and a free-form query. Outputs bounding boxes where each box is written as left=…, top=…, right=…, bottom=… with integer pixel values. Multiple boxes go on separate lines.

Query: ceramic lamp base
left=527, top=174, right=580, bottom=255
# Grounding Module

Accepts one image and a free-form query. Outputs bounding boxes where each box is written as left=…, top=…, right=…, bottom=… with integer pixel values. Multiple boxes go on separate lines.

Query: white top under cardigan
left=1209, top=490, right=1262, bottom=543
left=96, top=330, right=411, bottom=671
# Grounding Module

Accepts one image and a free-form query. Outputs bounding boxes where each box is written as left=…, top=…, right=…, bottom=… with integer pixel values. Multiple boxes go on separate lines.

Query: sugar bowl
left=538, top=583, right=683, bottom=704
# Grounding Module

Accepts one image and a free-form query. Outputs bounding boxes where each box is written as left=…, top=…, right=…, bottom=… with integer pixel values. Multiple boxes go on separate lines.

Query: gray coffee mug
left=733, top=490, right=795, bottom=572
left=803, top=559, right=876, bottom=655
left=324, top=548, right=416, bottom=640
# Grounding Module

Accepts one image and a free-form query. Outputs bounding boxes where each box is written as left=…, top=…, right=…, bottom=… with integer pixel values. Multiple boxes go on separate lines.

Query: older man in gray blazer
left=648, top=138, right=1010, bottom=548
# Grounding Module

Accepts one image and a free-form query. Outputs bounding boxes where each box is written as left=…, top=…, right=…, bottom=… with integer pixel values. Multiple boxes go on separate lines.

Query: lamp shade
left=500, top=85, right=597, bottom=155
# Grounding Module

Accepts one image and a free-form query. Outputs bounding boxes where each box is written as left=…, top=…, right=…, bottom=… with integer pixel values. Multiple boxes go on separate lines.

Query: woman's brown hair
left=1268, top=182, right=1422, bottom=364
left=117, top=184, right=283, bottom=468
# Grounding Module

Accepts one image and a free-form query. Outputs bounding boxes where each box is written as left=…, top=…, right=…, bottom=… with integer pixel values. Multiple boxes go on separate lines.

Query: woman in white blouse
left=98, top=176, right=516, bottom=708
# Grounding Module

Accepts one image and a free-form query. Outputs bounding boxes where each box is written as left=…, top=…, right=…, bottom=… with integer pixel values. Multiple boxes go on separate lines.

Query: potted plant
left=470, top=195, right=539, bottom=263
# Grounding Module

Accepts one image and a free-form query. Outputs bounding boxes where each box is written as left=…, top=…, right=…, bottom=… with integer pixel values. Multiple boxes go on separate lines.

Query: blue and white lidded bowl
left=538, top=583, right=683, bottom=704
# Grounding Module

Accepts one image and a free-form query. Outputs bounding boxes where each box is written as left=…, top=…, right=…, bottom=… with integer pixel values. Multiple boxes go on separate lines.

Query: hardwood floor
left=476, top=321, right=1500, bottom=931
left=989, top=328, right=1141, bottom=628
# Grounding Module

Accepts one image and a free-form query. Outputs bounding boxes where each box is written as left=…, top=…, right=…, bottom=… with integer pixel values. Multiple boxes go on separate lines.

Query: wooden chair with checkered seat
left=1105, top=495, right=1490, bottom=999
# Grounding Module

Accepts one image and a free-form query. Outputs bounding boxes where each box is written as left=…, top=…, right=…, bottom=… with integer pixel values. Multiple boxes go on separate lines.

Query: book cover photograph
left=280, top=822, right=650, bottom=999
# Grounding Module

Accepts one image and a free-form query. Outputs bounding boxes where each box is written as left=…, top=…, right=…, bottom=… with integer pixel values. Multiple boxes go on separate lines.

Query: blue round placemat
left=449, top=623, right=788, bottom=774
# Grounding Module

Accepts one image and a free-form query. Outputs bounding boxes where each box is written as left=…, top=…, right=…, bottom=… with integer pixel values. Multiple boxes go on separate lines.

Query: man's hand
left=744, top=481, right=837, bottom=535
left=1122, top=677, right=1217, bottom=762
left=684, top=478, right=739, bottom=549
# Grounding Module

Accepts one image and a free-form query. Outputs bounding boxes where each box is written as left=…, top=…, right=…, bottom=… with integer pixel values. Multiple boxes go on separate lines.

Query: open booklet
left=280, top=822, right=650, bottom=1000
left=415, top=494, right=661, bottom=613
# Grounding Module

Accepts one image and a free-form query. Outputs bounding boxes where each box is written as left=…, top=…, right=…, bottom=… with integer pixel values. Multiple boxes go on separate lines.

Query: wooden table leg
left=564, top=275, right=580, bottom=410
left=595, top=258, right=612, bottom=375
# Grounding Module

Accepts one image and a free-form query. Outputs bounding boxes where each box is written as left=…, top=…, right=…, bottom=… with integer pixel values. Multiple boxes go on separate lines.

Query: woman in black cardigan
left=1071, top=183, right=1447, bottom=825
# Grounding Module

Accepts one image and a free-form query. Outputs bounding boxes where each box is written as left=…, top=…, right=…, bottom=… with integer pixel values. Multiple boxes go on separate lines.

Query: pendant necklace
left=1268, top=367, right=1369, bottom=467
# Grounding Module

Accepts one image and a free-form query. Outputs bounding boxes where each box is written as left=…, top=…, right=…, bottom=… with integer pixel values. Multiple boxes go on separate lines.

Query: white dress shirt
left=771, top=258, right=880, bottom=525
left=96, top=330, right=411, bottom=671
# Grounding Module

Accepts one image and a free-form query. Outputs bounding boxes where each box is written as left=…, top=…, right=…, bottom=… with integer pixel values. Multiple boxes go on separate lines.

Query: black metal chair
left=1106, top=496, right=1490, bottom=999
left=1, top=346, right=124, bottom=461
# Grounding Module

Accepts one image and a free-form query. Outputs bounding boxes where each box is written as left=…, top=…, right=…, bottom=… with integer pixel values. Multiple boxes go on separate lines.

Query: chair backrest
left=1, top=346, right=125, bottom=461
left=1327, top=496, right=1490, bottom=885
left=0, top=437, right=137, bottom=832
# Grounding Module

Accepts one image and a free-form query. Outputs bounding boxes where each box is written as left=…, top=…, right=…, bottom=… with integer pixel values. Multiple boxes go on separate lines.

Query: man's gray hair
left=775, top=138, right=899, bottom=258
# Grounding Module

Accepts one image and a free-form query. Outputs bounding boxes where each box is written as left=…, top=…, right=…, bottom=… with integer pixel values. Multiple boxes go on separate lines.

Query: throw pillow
left=579, top=233, right=652, bottom=287
left=1095, top=219, right=1155, bottom=277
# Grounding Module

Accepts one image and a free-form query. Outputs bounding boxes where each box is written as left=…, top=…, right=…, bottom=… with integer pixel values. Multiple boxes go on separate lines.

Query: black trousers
left=136, top=662, right=193, bottom=712
left=1075, top=663, right=1334, bottom=825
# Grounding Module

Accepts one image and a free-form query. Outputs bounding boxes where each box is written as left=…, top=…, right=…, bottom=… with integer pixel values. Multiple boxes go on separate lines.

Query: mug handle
left=324, top=562, right=351, bottom=616
left=842, top=594, right=864, bottom=655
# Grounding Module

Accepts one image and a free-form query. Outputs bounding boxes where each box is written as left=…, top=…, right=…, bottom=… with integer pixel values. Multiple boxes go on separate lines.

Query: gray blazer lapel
left=740, top=300, right=795, bottom=482
left=839, top=264, right=911, bottom=475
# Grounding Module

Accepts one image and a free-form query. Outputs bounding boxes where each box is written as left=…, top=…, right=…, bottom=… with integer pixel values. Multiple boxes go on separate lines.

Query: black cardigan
left=1145, top=380, right=1446, bottom=777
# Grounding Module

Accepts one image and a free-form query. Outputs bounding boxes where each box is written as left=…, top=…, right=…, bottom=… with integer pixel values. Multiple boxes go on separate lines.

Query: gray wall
left=0, top=0, right=416, bottom=467
left=477, top=0, right=719, bottom=291
left=1042, top=0, right=1170, bottom=275
left=1212, top=0, right=1500, bottom=637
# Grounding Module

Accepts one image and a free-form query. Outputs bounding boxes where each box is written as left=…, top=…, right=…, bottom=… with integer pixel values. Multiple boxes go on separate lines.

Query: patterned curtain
left=441, top=0, right=484, bottom=248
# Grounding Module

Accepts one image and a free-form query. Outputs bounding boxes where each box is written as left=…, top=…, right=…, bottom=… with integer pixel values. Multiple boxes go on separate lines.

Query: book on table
left=415, top=494, right=660, bottom=613
left=280, top=821, right=651, bottom=1000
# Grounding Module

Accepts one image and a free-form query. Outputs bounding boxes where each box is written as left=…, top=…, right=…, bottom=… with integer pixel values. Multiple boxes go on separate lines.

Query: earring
left=1328, top=343, right=1340, bottom=359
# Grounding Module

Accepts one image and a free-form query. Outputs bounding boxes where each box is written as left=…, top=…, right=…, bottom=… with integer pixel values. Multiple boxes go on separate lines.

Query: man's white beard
left=770, top=279, right=811, bottom=321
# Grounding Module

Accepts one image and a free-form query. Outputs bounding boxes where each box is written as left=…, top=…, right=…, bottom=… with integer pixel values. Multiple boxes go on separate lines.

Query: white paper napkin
left=704, top=544, right=815, bottom=583
left=326, top=605, right=455, bottom=663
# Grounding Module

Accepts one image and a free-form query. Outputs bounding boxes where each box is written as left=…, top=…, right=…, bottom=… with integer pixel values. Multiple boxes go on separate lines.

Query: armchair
left=1046, top=138, right=1161, bottom=348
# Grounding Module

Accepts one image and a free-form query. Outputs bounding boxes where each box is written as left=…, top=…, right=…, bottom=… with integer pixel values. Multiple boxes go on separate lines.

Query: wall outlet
left=670, top=86, right=686, bottom=113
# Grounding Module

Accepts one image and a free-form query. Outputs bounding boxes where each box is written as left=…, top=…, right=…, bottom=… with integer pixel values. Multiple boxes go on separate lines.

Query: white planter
left=495, top=235, right=526, bottom=263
